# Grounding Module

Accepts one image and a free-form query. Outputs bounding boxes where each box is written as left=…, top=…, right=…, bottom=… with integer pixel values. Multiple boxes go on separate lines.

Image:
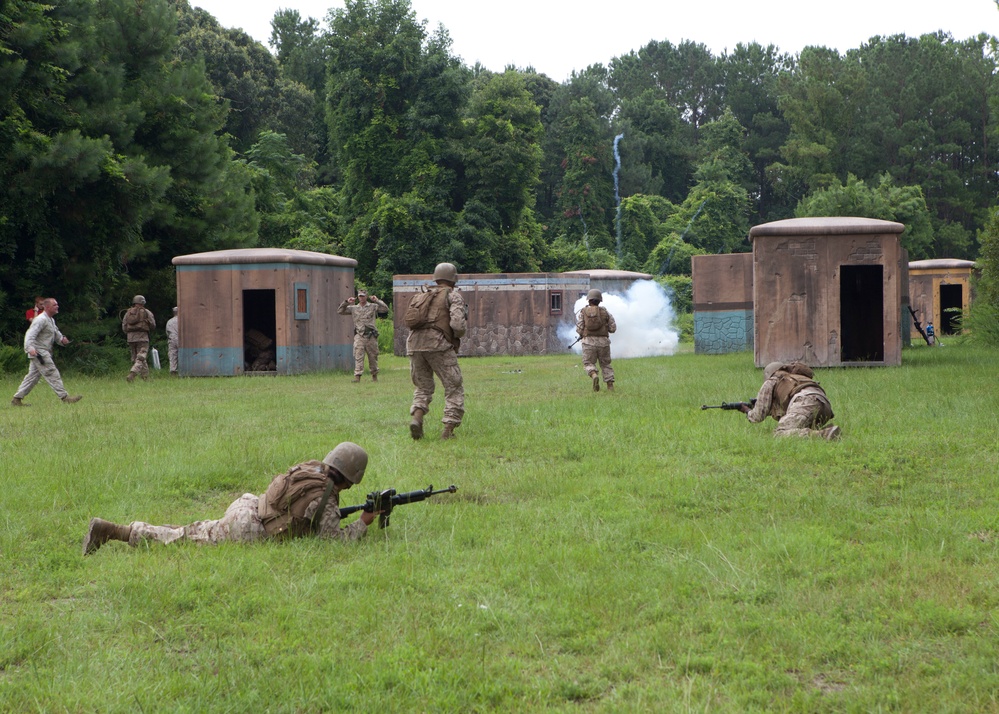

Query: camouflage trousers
left=129, top=341, right=150, bottom=377
left=582, top=344, right=614, bottom=385
left=353, top=334, right=379, bottom=376
left=128, top=494, right=267, bottom=546
left=168, top=340, right=178, bottom=373
left=14, top=351, right=68, bottom=400
left=410, top=349, right=464, bottom=425
left=774, top=392, right=834, bottom=438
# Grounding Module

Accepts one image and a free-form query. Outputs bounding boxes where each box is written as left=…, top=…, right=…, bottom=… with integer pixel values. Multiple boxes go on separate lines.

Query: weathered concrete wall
left=750, top=217, right=906, bottom=368
left=692, top=253, right=753, bottom=354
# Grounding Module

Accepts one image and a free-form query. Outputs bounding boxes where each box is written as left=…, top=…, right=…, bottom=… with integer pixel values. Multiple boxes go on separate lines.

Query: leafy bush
left=0, top=344, right=25, bottom=373
left=377, top=317, right=394, bottom=355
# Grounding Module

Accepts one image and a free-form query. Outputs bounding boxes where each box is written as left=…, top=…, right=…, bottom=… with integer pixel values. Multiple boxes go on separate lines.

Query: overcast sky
left=191, top=0, right=999, bottom=82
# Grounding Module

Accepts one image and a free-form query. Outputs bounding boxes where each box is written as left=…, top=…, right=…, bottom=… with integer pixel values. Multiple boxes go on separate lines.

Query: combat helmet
left=323, top=442, right=368, bottom=484
left=586, top=289, right=602, bottom=303
left=764, top=361, right=784, bottom=379
left=433, top=262, right=458, bottom=284
left=132, top=295, right=146, bottom=305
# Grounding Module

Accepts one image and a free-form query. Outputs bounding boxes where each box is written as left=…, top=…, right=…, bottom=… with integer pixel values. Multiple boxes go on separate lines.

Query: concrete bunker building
left=907, top=258, right=977, bottom=340
left=172, top=248, right=357, bottom=376
left=750, top=217, right=906, bottom=368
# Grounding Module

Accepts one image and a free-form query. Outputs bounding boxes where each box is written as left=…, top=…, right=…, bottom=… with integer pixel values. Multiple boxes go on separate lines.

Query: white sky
left=191, top=0, right=999, bottom=82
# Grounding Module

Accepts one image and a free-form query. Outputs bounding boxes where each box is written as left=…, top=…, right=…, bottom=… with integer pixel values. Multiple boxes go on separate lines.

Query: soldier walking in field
left=122, top=295, right=155, bottom=382
left=82, top=442, right=379, bottom=554
left=11, top=297, right=83, bottom=406
left=338, top=290, right=389, bottom=382
left=576, top=289, right=617, bottom=392
left=739, top=362, right=841, bottom=440
left=406, top=262, right=467, bottom=440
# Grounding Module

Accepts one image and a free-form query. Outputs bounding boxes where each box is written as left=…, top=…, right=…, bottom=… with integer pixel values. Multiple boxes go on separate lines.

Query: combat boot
left=351, top=374, right=361, bottom=383
left=372, top=373, right=378, bottom=382
left=82, top=518, right=132, bottom=555
left=820, top=425, right=842, bottom=441
left=410, top=408, right=425, bottom=440
left=62, top=395, right=82, bottom=404
left=11, top=397, right=29, bottom=407
left=592, top=374, right=600, bottom=392
left=441, top=423, right=457, bottom=440
left=606, top=381, right=614, bottom=391
left=126, top=372, right=136, bottom=383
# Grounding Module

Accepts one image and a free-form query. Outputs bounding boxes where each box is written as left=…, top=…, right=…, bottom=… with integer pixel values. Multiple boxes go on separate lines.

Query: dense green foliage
left=2, top=345, right=998, bottom=710
left=3, top=0, right=999, bottom=341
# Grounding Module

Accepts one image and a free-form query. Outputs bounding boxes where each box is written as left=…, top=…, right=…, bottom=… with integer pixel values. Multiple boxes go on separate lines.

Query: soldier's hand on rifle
left=359, top=506, right=386, bottom=526
left=737, top=402, right=752, bottom=414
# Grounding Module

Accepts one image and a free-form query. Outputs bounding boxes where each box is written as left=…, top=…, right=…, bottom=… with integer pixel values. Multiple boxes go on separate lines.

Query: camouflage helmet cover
left=323, top=442, right=368, bottom=484
left=586, top=289, right=602, bottom=303
left=132, top=295, right=146, bottom=305
left=433, top=262, right=458, bottom=284
left=764, top=362, right=784, bottom=379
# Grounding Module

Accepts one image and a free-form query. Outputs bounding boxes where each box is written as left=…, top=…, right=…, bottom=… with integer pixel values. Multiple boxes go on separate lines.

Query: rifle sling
left=310, top=477, right=337, bottom=532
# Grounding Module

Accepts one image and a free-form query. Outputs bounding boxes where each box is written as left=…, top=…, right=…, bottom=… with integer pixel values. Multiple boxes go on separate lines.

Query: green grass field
left=2, top=344, right=998, bottom=712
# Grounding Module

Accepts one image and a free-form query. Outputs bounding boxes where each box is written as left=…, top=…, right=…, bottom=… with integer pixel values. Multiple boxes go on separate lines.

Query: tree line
left=3, top=0, right=998, bottom=343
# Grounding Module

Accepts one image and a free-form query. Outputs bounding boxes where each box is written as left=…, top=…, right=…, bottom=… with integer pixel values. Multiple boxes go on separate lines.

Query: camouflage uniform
left=746, top=370, right=835, bottom=438
left=166, top=309, right=179, bottom=375
left=14, top=311, right=71, bottom=400
left=127, top=462, right=368, bottom=547
left=407, top=288, right=467, bottom=427
left=338, top=296, right=388, bottom=378
left=122, top=303, right=156, bottom=379
left=576, top=305, right=617, bottom=387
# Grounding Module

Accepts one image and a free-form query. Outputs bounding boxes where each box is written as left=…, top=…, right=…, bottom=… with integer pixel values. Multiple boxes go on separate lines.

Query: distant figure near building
left=406, top=263, right=467, bottom=440
left=166, top=306, right=179, bottom=376
left=740, top=362, right=840, bottom=440
left=576, top=288, right=616, bottom=392
left=26, top=296, right=44, bottom=323
left=122, top=295, right=155, bottom=382
left=925, top=322, right=936, bottom=346
left=11, top=298, right=82, bottom=406
left=338, top=290, right=388, bottom=382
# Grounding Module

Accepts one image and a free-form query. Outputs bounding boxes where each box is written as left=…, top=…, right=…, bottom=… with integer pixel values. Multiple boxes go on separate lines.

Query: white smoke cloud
left=558, top=279, right=681, bottom=358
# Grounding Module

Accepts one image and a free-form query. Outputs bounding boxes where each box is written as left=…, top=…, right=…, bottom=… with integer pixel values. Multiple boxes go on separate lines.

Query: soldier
left=739, top=362, right=841, bottom=440
left=407, top=262, right=467, bottom=440
left=165, top=306, right=179, bottom=376
left=337, top=290, right=389, bottom=382
left=82, top=442, right=380, bottom=555
left=122, top=295, right=155, bottom=382
left=575, top=288, right=617, bottom=392
left=11, top=298, right=83, bottom=406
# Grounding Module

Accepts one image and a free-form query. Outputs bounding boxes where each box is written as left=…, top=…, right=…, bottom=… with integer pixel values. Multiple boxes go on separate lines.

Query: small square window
left=294, top=283, right=310, bottom=320
left=550, top=291, right=563, bottom=315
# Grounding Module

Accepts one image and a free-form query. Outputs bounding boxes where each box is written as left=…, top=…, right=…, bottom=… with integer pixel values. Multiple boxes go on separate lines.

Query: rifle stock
left=340, top=484, right=458, bottom=528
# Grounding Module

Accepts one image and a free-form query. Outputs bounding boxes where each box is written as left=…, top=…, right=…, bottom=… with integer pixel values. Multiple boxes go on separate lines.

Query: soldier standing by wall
left=406, top=263, right=467, bottom=440
left=337, top=290, right=389, bottom=382
left=122, top=295, right=155, bottom=382
left=575, top=289, right=617, bottom=392
left=11, top=298, right=83, bottom=406
left=165, top=306, right=179, bottom=376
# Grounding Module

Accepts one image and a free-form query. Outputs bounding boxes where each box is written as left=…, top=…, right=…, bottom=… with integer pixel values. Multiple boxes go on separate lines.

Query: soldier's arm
left=606, top=310, right=617, bottom=334
left=448, top=292, right=467, bottom=338
left=337, top=300, right=352, bottom=316
left=745, top=379, right=775, bottom=423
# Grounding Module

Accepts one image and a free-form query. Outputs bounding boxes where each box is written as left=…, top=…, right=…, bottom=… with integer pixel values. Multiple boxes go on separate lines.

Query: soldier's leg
left=39, top=359, right=69, bottom=400
left=131, top=495, right=265, bottom=546
left=582, top=343, right=600, bottom=390
left=352, top=336, right=365, bottom=378
left=135, top=342, right=149, bottom=377
left=410, top=353, right=436, bottom=415
left=366, top=337, right=379, bottom=377
left=598, top=345, right=615, bottom=385
left=13, top=358, right=42, bottom=399
left=168, top=343, right=178, bottom=373
left=428, top=350, right=464, bottom=426
left=774, top=396, right=824, bottom=438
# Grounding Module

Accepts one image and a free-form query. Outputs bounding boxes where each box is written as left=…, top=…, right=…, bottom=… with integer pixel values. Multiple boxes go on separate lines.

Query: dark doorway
left=840, top=265, right=884, bottom=362
left=243, top=289, right=276, bottom=371
left=940, top=284, right=963, bottom=334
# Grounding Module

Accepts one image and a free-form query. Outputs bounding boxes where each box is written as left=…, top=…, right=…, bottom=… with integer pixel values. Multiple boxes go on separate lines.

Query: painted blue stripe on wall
left=178, top=345, right=353, bottom=376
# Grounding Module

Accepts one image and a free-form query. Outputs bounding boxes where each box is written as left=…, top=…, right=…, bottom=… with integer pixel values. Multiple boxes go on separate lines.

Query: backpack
left=123, top=306, right=152, bottom=333
left=257, top=461, right=333, bottom=538
left=404, top=287, right=449, bottom=330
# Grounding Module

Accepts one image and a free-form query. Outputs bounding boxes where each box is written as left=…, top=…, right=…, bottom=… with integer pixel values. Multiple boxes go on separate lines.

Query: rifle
left=701, top=399, right=756, bottom=411
left=567, top=335, right=582, bottom=349
left=907, top=306, right=932, bottom=346
left=339, top=484, right=458, bottom=528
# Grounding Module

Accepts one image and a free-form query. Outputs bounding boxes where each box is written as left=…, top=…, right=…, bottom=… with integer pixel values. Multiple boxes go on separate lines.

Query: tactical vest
left=581, top=305, right=610, bottom=337
left=123, top=306, right=152, bottom=333
left=258, top=460, right=334, bottom=538
left=771, top=371, right=822, bottom=418
left=406, top=287, right=458, bottom=348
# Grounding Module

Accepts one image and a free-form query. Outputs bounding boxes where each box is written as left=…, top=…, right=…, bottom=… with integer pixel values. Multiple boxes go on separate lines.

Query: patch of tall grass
left=1, top=344, right=997, bottom=711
